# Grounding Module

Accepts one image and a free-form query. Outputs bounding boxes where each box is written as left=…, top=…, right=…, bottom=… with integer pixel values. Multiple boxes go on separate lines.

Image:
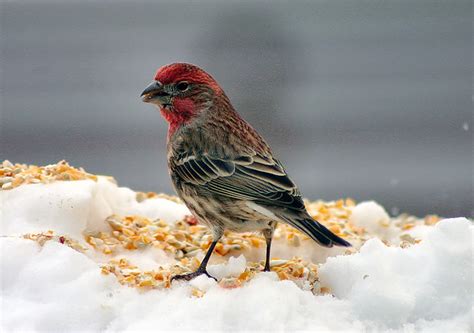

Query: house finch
left=141, top=63, right=350, bottom=282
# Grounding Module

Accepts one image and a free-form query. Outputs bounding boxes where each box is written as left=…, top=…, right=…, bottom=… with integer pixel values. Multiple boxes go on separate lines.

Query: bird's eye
left=176, top=81, right=189, bottom=92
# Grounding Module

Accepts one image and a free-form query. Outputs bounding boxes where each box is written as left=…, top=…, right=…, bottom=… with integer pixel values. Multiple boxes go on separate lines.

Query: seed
left=288, top=234, right=301, bottom=247
left=0, top=176, right=12, bottom=184
left=270, top=259, right=288, bottom=267
left=191, top=288, right=204, bottom=297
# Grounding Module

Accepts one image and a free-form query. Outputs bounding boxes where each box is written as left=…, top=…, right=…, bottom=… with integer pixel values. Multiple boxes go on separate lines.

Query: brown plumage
left=141, top=63, right=350, bottom=281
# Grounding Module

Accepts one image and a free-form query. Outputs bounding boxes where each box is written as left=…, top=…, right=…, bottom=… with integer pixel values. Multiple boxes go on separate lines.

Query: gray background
left=1, top=0, right=472, bottom=217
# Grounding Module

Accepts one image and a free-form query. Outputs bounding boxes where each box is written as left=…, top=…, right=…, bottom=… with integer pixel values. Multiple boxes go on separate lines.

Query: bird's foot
left=263, top=263, right=271, bottom=272
left=170, top=268, right=217, bottom=283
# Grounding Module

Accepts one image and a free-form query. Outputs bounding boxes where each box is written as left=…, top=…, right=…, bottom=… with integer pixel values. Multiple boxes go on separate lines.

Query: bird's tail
left=281, top=216, right=351, bottom=248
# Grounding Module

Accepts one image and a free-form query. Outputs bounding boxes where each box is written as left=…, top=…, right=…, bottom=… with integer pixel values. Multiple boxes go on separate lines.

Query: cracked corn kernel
left=191, top=288, right=205, bottom=298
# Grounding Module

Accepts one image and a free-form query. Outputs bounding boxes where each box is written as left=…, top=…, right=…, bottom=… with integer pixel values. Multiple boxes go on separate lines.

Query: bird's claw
left=170, top=269, right=217, bottom=283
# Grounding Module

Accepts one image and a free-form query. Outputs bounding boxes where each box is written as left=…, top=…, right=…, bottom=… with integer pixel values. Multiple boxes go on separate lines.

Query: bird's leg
left=171, top=239, right=220, bottom=282
left=262, top=225, right=276, bottom=272
left=264, top=237, right=272, bottom=272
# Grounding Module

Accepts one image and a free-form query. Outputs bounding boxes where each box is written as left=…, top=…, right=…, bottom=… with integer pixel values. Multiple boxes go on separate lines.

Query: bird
left=141, top=63, right=351, bottom=282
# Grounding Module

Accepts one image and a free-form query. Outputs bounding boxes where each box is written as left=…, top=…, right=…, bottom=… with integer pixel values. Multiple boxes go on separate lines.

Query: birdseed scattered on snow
left=22, top=231, right=88, bottom=253
left=5, top=160, right=444, bottom=296
left=0, top=160, right=99, bottom=190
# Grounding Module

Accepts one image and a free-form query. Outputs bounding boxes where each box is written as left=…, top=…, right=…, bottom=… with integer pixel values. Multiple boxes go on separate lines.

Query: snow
left=320, top=218, right=473, bottom=329
left=349, top=200, right=398, bottom=242
left=1, top=178, right=473, bottom=332
left=0, top=178, right=189, bottom=240
left=207, top=254, right=248, bottom=280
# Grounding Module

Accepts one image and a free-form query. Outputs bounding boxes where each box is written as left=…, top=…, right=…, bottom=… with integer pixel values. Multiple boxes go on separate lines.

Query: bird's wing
left=173, top=151, right=306, bottom=212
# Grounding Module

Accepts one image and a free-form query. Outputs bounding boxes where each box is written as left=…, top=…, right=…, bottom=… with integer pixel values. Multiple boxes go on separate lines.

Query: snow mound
left=350, top=200, right=403, bottom=243
left=1, top=176, right=473, bottom=332
left=0, top=178, right=189, bottom=240
left=320, top=218, right=473, bottom=329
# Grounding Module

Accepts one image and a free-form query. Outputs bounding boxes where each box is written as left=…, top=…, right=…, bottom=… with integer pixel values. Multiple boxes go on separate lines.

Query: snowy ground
left=1, top=176, right=473, bottom=332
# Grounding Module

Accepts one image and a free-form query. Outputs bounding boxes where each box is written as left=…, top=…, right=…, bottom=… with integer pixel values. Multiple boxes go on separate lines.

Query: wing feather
left=174, top=152, right=305, bottom=212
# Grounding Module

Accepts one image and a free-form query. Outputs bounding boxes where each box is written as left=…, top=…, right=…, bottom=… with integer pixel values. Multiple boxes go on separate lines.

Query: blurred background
left=1, top=0, right=472, bottom=217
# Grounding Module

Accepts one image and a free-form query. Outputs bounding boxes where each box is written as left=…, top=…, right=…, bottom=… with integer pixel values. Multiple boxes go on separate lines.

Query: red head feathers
left=154, top=63, right=222, bottom=93
left=141, top=63, right=228, bottom=135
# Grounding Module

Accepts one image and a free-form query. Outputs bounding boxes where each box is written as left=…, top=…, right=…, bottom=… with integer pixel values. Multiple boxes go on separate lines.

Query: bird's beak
left=140, top=81, right=171, bottom=106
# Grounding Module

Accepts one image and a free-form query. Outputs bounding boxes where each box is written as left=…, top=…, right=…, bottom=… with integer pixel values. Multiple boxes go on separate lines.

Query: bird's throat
left=161, top=97, right=198, bottom=137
